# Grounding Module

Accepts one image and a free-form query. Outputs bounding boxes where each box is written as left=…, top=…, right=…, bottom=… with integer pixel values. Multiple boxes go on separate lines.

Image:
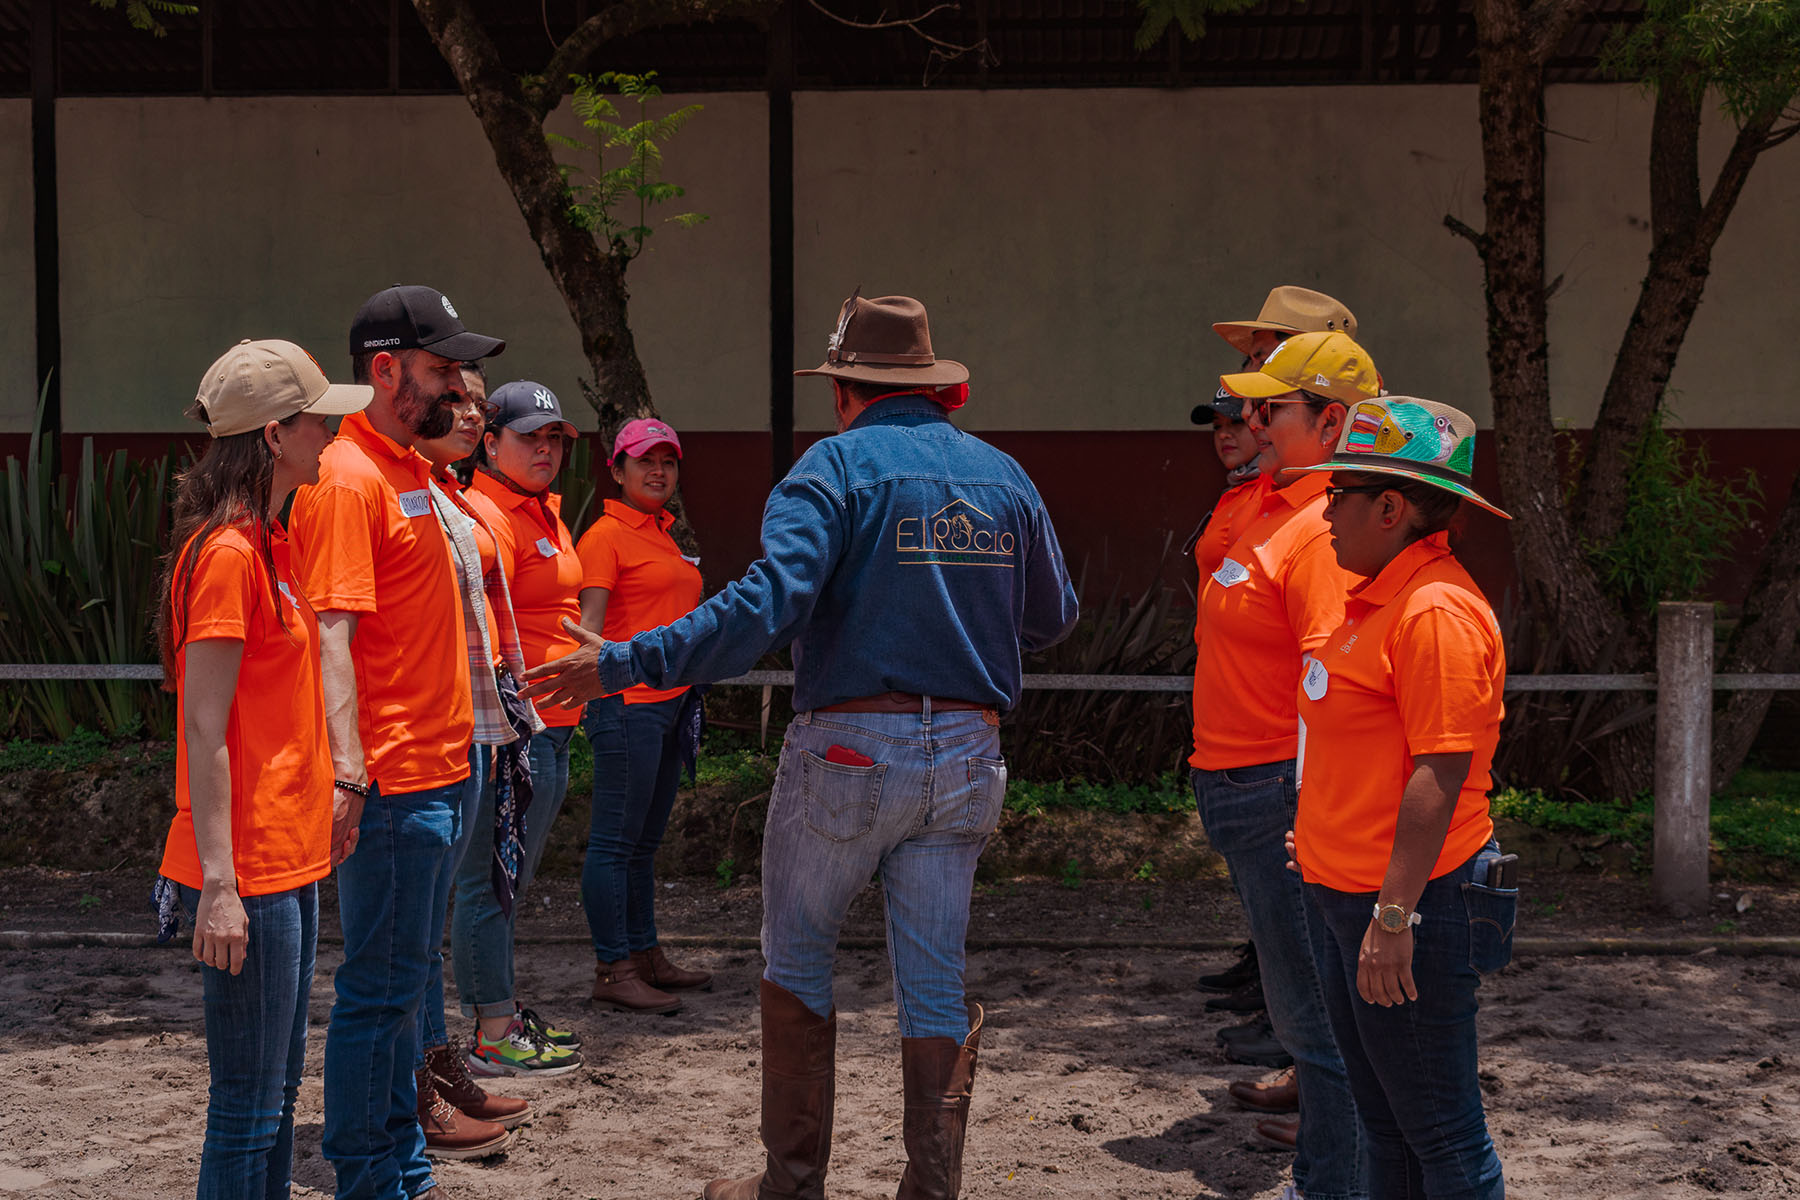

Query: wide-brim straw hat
left=1213, top=285, right=1358, bottom=356
left=794, top=291, right=969, bottom=387
left=1278, top=395, right=1511, bottom=520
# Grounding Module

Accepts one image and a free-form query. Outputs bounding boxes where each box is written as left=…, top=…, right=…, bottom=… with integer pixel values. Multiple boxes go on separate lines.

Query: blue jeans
left=1306, top=854, right=1511, bottom=1200
left=762, top=704, right=1004, bottom=1040
left=322, top=780, right=461, bottom=1200
left=176, top=881, right=317, bottom=1200
left=1192, top=764, right=1366, bottom=1200
left=580, top=693, right=684, bottom=963
left=450, top=725, right=575, bottom=1017
left=417, top=750, right=480, bottom=1055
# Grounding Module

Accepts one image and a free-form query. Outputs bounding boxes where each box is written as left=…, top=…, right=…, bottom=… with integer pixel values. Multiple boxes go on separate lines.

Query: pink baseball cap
left=612, top=417, right=682, bottom=461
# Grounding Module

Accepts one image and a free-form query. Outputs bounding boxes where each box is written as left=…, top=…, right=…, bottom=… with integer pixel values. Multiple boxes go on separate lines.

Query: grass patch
left=1492, top=768, right=1800, bottom=865
left=0, top=726, right=122, bottom=773
left=1003, top=773, right=1193, bottom=817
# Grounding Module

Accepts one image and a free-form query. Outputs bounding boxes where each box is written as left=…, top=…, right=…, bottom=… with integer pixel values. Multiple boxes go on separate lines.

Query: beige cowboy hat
left=794, top=290, right=969, bottom=387
left=1213, top=286, right=1359, bottom=356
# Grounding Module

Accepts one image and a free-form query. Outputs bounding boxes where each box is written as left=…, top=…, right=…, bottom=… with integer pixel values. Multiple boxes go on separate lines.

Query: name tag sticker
left=277, top=581, right=301, bottom=609
left=536, top=537, right=557, bottom=558
left=397, top=489, right=433, bottom=519
left=681, top=554, right=701, bottom=567
left=1212, top=557, right=1250, bottom=588
left=1302, top=656, right=1329, bottom=701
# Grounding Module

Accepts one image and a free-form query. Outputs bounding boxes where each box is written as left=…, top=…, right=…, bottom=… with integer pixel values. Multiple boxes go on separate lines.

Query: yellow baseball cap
left=188, top=339, right=371, bottom=438
left=1218, top=330, right=1382, bottom=406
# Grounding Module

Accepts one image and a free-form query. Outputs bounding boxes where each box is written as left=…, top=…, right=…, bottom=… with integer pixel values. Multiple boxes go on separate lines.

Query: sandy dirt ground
left=3, top=873, right=1799, bottom=1199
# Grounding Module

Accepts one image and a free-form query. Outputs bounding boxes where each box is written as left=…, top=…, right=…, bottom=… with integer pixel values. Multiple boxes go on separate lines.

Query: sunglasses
left=1325, top=484, right=1394, bottom=502
left=1246, top=396, right=1316, bottom=425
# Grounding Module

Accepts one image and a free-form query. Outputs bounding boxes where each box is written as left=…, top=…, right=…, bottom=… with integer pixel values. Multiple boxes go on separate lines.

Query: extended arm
left=316, top=611, right=366, bottom=865
left=183, top=637, right=248, bottom=975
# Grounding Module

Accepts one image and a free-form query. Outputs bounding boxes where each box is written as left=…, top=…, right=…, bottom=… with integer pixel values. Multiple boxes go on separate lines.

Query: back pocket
left=1463, top=881, right=1518, bottom=975
left=963, top=756, right=1008, bottom=835
left=800, top=751, right=886, bottom=843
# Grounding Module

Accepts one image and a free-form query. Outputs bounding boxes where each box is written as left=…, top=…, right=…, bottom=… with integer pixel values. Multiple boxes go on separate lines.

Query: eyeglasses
left=1246, top=396, right=1313, bottom=425
left=1324, top=484, right=1393, bottom=502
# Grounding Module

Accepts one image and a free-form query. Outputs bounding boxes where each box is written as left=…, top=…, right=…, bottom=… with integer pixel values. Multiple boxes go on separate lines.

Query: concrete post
left=1653, top=602, right=1714, bottom=917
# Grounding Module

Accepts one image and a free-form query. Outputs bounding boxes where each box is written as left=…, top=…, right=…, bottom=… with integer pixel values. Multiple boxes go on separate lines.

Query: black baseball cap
left=350, top=285, right=506, bottom=361
left=1190, top=386, right=1245, bottom=427
left=488, top=380, right=578, bottom=437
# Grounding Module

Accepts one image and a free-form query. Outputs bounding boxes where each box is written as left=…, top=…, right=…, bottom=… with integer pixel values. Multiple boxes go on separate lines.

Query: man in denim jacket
left=525, top=290, right=1078, bottom=1199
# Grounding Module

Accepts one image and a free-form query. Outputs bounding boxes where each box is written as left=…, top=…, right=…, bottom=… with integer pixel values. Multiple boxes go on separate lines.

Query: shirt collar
left=1265, top=469, right=1330, bottom=511
left=340, top=410, right=418, bottom=466
left=603, top=496, right=673, bottom=531
left=848, top=396, right=950, bottom=431
left=470, top=468, right=561, bottom=518
left=1350, top=532, right=1454, bottom=607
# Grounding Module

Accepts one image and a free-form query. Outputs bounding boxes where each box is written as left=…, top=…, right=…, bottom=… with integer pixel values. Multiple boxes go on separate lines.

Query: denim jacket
left=597, top=398, right=1079, bottom=712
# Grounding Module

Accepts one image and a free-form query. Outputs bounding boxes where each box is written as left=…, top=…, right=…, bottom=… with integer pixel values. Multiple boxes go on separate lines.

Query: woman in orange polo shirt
left=1286, top=397, right=1513, bottom=1200
left=575, top=417, right=709, bottom=1013
left=452, top=379, right=589, bottom=1070
left=1192, top=331, right=1382, bottom=1200
left=155, top=339, right=368, bottom=1197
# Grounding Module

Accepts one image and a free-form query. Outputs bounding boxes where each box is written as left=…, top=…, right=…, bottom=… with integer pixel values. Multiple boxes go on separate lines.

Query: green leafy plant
left=1059, top=856, right=1085, bottom=891
left=0, top=386, right=179, bottom=738
left=550, top=72, right=707, bottom=264
left=88, top=0, right=196, bottom=38
left=1580, top=406, right=1760, bottom=615
left=715, top=855, right=736, bottom=889
left=77, top=893, right=103, bottom=912
left=1133, top=860, right=1159, bottom=882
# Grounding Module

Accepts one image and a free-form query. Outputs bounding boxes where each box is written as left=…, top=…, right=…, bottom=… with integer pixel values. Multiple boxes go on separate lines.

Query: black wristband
left=333, top=779, right=370, bottom=798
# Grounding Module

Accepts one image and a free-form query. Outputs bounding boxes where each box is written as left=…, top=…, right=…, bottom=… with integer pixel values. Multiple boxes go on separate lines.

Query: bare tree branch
left=802, top=0, right=990, bottom=66
left=1443, top=213, right=1489, bottom=257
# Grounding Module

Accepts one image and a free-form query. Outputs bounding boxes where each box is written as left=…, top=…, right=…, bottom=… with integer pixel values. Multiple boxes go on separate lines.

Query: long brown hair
left=155, top=420, right=294, bottom=683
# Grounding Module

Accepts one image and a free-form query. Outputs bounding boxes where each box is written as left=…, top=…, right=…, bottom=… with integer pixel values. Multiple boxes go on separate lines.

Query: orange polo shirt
left=160, top=523, right=333, bottom=896
left=574, top=498, right=703, bottom=705
left=469, top=471, right=585, bottom=727
left=1194, top=474, right=1270, bottom=578
left=1294, top=534, right=1502, bottom=893
left=290, top=411, right=472, bottom=793
left=1189, top=471, right=1355, bottom=770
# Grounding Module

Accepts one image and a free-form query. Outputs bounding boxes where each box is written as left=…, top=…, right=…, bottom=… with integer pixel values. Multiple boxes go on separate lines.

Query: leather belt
left=817, top=691, right=990, bottom=714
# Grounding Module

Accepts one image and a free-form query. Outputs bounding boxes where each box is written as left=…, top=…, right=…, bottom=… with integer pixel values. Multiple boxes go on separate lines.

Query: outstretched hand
left=520, top=618, right=609, bottom=709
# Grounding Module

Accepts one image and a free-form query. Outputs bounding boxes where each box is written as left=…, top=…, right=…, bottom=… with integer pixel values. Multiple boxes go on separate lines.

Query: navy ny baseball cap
left=350, top=285, right=505, bottom=361
left=488, top=380, right=578, bottom=438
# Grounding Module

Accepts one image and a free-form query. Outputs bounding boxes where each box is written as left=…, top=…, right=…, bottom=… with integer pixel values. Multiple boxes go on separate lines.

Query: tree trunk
left=412, top=0, right=655, bottom=433
left=1467, top=0, right=1652, bottom=795
left=1712, top=480, right=1800, bottom=790
left=1576, top=92, right=1782, bottom=551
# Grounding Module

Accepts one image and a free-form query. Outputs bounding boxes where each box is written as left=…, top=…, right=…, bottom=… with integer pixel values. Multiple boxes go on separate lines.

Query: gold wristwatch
left=1373, top=902, right=1421, bottom=933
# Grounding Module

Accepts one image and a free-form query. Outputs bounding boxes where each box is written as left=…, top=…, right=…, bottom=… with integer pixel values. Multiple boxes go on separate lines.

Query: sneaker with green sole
left=467, top=1018, right=583, bottom=1078
left=518, top=1004, right=581, bottom=1050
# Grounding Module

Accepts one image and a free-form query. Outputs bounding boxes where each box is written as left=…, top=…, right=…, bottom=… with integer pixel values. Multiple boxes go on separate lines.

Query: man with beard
left=291, top=285, right=505, bottom=1199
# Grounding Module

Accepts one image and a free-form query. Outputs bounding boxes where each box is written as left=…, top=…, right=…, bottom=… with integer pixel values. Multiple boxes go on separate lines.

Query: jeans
left=1306, top=854, right=1511, bottom=1200
left=416, top=750, right=480, bottom=1055
left=450, top=725, right=575, bottom=1017
left=1192, top=764, right=1366, bottom=1200
left=762, top=704, right=1004, bottom=1040
left=176, top=881, right=317, bottom=1200
left=322, top=780, right=461, bottom=1200
left=580, top=693, right=684, bottom=964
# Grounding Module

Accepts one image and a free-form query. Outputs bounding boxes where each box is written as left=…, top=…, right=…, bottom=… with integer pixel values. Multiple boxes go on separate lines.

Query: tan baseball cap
left=188, top=339, right=372, bottom=437
left=1213, top=286, right=1358, bottom=356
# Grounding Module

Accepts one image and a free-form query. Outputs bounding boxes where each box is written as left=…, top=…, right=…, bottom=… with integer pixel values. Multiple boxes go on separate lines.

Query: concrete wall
left=9, top=84, right=1797, bottom=438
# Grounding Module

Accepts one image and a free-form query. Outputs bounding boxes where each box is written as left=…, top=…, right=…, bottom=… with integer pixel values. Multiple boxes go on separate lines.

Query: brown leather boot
left=1227, top=1065, right=1298, bottom=1114
left=415, top=1066, right=512, bottom=1160
left=702, top=980, right=836, bottom=1200
left=896, top=1002, right=984, bottom=1200
left=592, top=957, right=682, bottom=1014
left=633, top=944, right=714, bottom=991
left=425, top=1042, right=532, bottom=1129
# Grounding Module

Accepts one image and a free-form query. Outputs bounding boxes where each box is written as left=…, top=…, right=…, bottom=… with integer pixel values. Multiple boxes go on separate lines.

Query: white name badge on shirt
left=277, top=581, right=301, bottom=609
left=1212, top=557, right=1251, bottom=588
left=1302, top=656, right=1330, bottom=701
left=536, top=536, right=558, bottom=558
left=397, top=489, right=433, bottom=519
left=1296, top=714, right=1308, bottom=792
left=681, top=554, right=701, bottom=568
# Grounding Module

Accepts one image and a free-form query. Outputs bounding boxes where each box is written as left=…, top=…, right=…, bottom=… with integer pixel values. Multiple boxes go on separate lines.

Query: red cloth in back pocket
left=825, top=744, right=875, bottom=768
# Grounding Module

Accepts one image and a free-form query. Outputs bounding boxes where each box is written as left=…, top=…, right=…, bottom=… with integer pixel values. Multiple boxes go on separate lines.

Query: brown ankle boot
left=425, top=1042, right=532, bottom=1129
left=633, top=944, right=714, bottom=991
left=702, top=979, right=836, bottom=1200
left=896, top=1002, right=984, bottom=1200
left=415, top=1066, right=512, bottom=1160
left=592, top=957, right=682, bottom=1014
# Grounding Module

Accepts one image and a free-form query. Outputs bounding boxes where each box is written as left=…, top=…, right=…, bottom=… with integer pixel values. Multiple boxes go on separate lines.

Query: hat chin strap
left=869, top=384, right=968, bottom=411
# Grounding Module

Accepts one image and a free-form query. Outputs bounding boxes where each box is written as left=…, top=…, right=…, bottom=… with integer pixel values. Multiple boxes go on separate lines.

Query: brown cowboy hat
left=1213, top=286, right=1358, bottom=356
left=794, top=290, right=969, bottom=387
